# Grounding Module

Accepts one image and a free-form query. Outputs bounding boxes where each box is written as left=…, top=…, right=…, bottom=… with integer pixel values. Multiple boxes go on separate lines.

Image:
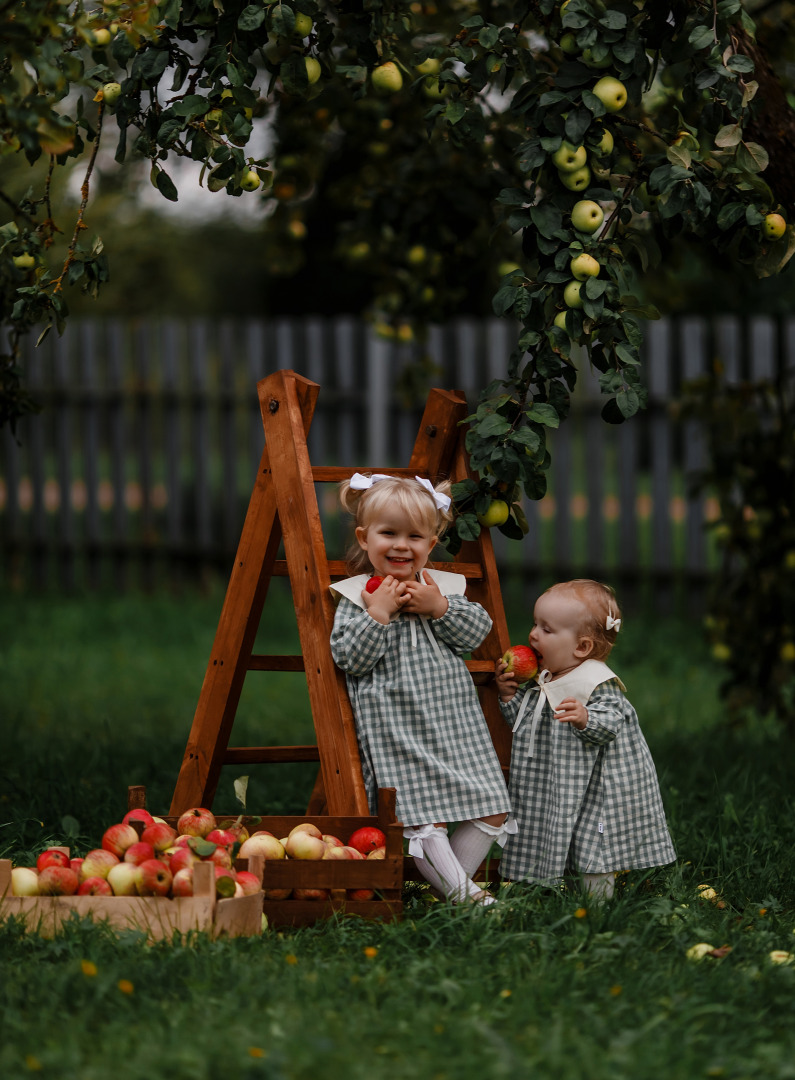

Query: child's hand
left=401, top=571, right=448, bottom=619
left=362, top=575, right=409, bottom=624
left=554, top=697, right=588, bottom=730
left=494, top=659, right=519, bottom=703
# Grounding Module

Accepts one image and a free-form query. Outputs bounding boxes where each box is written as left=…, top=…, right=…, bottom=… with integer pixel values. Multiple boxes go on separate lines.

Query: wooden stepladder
left=169, top=369, right=512, bottom=819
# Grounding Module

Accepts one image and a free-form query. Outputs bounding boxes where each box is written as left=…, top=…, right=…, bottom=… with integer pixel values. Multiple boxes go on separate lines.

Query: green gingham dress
left=499, top=661, right=675, bottom=882
left=330, top=571, right=512, bottom=826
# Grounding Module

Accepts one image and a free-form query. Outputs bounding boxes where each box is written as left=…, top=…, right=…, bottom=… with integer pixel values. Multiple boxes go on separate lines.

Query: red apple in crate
left=122, top=808, right=154, bottom=829
left=347, top=888, right=375, bottom=901
left=285, top=832, right=326, bottom=860
left=206, top=828, right=238, bottom=849
left=263, top=886, right=293, bottom=900
left=36, top=848, right=70, bottom=873
left=80, top=849, right=119, bottom=881
left=70, top=857, right=84, bottom=878
left=293, top=887, right=330, bottom=901
left=322, top=834, right=344, bottom=848
left=168, top=846, right=199, bottom=875
left=124, top=841, right=156, bottom=867
left=347, top=827, right=386, bottom=855
left=342, top=847, right=366, bottom=859
left=239, top=833, right=286, bottom=861
left=214, top=866, right=237, bottom=898
left=78, top=877, right=113, bottom=896
left=501, top=644, right=539, bottom=683
left=365, top=576, right=384, bottom=594
left=176, top=807, right=216, bottom=838
left=323, top=845, right=355, bottom=860
left=136, top=859, right=173, bottom=896
left=172, top=868, right=194, bottom=897
left=102, top=823, right=140, bottom=858
left=215, top=819, right=250, bottom=843
left=235, top=870, right=261, bottom=896
left=38, top=866, right=79, bottom=895
left=140, top=822, right=177, bottom=853
left=367, top=847, right=386, bottom=860
left=11, top=867, right=39, bottom=896
left=206, top=845, right=233, bottom=869
left=107, top=862, right=141, bottom=896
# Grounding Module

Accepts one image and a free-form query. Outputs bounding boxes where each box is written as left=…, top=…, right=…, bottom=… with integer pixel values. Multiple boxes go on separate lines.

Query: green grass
left=1, top=584, right=794, bottom=1080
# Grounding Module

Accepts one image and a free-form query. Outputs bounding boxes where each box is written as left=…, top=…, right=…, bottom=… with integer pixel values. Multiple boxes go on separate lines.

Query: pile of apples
left=9, top=807, right=262, bottom=901
left=243, top=820, right=388, bottom=903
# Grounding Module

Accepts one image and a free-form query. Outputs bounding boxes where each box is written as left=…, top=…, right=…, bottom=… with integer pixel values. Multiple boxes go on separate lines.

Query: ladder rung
left=224, top=745, right=320, bottom=764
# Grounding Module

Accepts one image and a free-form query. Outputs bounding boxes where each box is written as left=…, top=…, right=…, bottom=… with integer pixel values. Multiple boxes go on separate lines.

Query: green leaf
left=688, top=25, right=716, bottom=50
left=155, top=169, right=179, bottom=202
left=271, top=4, right=295, bottom=36
left=445, top=100, right=466, bottom=125
left=187, top=837, right=217, bottom=856
left=526, top=402, right=560, bottom=429
left=455, top=513, right=481, bottom=542
left=714, top=123, right=742, bottom=148
left=476, top=413, right=512, bottom=437
left=234, top=775, right=249, bottom=809
left=736, top=141, right=769, bottom=174
left=492, top=283, right=519, bottom=317
left=61, top=815, right=80, bottom=838
left=529, top=203, right=563, bottom=240
left=238, top=5, right=265, bottom=31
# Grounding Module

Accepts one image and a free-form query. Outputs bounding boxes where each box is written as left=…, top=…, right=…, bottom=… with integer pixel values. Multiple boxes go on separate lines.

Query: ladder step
left=248, top=655, right=495, bottom=678
left=224, top=746, right=321, bottom=764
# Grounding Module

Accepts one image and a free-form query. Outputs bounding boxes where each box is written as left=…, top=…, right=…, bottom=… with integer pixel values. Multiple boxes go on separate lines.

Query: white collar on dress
left=330, top=568, right=466, bottom=611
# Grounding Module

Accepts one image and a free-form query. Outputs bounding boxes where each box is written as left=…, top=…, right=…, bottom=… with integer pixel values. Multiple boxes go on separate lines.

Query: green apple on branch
left=570, top=200, right=605, bottom=234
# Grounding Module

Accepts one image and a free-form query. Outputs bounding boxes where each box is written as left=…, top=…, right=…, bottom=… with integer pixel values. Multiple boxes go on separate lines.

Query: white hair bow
left=606, top=614, right=621, bottom=632
left=349, top=472, right=451, bottom=512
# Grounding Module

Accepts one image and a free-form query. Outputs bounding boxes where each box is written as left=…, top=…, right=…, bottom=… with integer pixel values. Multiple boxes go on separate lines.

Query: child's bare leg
left=450, top=813, right=516, bottom=878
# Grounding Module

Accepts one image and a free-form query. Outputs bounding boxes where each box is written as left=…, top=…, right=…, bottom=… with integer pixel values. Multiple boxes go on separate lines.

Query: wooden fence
left=1, top=313, right=791, bottom=603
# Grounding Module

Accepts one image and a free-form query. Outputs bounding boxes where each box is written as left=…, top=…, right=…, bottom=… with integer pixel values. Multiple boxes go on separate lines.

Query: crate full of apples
left=0, top=807, right=265, bottom=942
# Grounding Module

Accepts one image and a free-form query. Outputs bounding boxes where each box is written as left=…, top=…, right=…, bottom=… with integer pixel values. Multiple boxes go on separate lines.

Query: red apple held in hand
left=347, top=827, right=387, bottom=855
left=176, top=807, right=216, bottom=837
left=501, top=644, right=539, bottom=683
left=365, top=576, right=384, bottom=594
left=235, top=870, right=261, bottom=896
left=285, top=832, right=327, bottom=860
left=171, top=868, right=194, bottom=897
left=78, top=877, right=113, bottom=896
left=122, top=808, right=154, bottom=829
left=140, top=822, right=177, bottom=853
left=136, top=859, right=173, bottom=896
left=80, top=849, right=119, bottom=881
left=124, top=841, right=156, bottom=866
left=239, top=833, right=286, bottom=861
left=11, top=867, right=40, bottom=896
left=36, top=848, right=70, bottom=873
left=102, top=823, right=140, bottom=858
left=107, top=862, right=142, bottom=896
left=38, top=866, right=79, bottom=895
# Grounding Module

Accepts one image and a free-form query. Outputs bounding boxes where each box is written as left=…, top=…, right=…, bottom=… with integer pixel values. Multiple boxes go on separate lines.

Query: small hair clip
left=348, top=472, right=451, bottom=513
left=606, top=613, right=621, bottom=632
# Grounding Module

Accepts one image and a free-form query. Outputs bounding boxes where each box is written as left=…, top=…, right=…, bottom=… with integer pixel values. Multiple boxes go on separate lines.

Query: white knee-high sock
left=417, top=826, right=476, bottom=903
left=450, top=819, right=504, bottom=878
left=582, top=872, right=615, bottom=901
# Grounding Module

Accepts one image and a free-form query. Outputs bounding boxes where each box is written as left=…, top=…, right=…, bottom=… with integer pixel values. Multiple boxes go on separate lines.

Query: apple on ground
left=571, top=200, right=604, bottom=234
left=371, top=61, right=403, bottom=94
left=38, top=866, right=79, bottom=895
left=559, top=166, right=591, bottom=192
left=124, top=841, right=156, bottom=866
left=102, top=823, right=140, bottom=858
left=140, top=822, right=177, bottom=852
left=763, top=212, right=786, bottom=239
left=107, top=862, right=142, bottom=896
left=11, top=867, right=39, bottom=896
left=570, top=253, right=600, bottom=280
left=285, top=832, right=327, bottom=860
left=239, top=832, right=286, bottom=861
left=176, top=807, right=216, bottom=838
left=80, top=849, right=120, bottom=881
left=36, top=848, right=70, bottom=873
left=563, top=280, right=584, bottom=308
left=78, top=877, right=113, bottom=896
left=502, top=645, right=540, bottom=683
left=591, top=76, right=627, bottom=113
left=235, top=870, right=261, bottom=896
left=347, top=827, right=387, bottom=855
left=123, top=808, right=154, bottom=829
left=552, top=142, right=587, bottom=173
left=136, top=859, right=173, bottom=896
left=171, top=867, right=194, bottom=897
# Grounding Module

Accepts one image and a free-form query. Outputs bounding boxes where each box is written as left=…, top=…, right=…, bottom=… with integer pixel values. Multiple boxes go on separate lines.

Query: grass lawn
left=1, top=582, right=794, bottom=1080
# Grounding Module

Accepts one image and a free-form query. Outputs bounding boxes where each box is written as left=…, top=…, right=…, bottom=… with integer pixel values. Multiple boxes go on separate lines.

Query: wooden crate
left=133, top=787, right=405, bottom=927
left=0, top=855, right=265, bottom=942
